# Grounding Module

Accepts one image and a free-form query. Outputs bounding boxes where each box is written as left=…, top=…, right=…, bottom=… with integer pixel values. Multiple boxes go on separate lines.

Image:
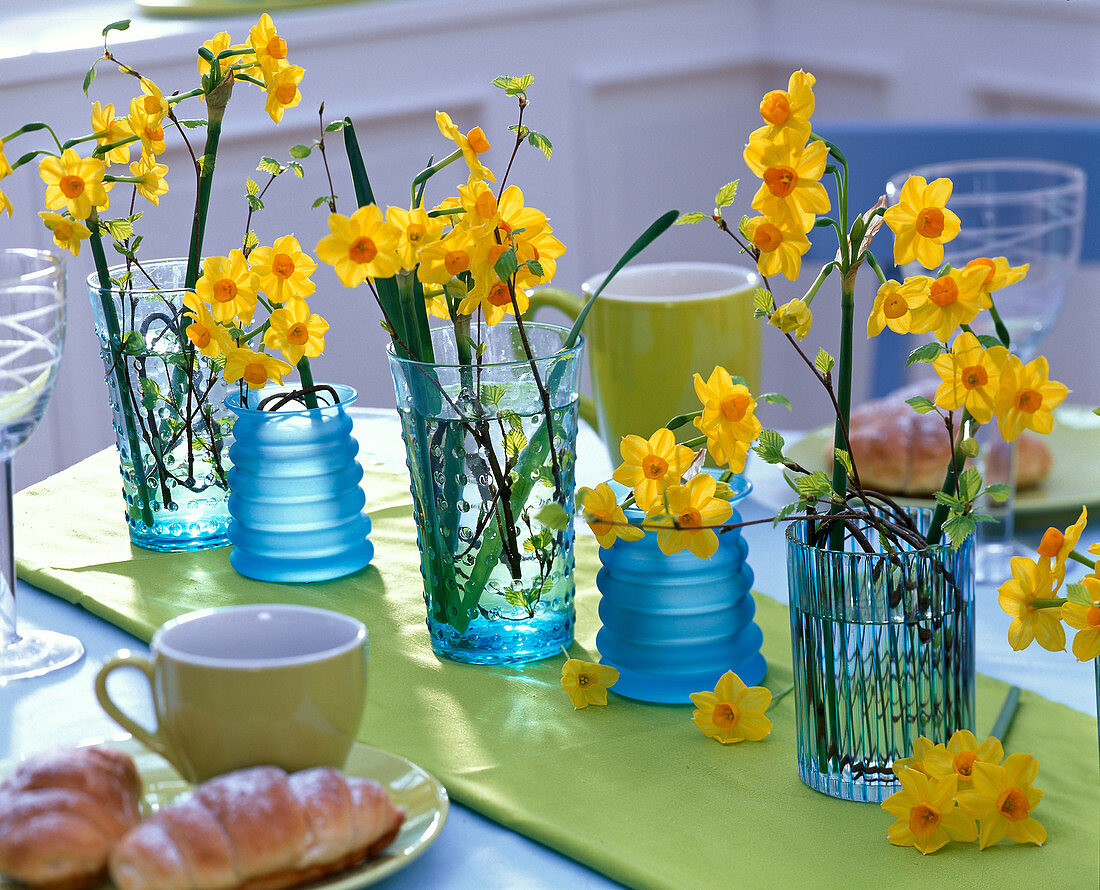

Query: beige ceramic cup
left=95, top=604, right=368, bottom=784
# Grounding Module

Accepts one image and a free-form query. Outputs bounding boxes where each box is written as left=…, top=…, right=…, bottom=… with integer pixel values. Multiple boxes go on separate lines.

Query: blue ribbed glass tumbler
left=787, top=508, right=974, bottom=803
left=226, top=384, right=373, bottom=583
left=595, top=475, right=764, bottom=703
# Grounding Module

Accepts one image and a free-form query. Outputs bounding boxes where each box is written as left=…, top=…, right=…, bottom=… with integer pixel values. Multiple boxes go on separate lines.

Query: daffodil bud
left=959, top=436, right=979, bottom=459
left=770, top=298, right=812, bottom=339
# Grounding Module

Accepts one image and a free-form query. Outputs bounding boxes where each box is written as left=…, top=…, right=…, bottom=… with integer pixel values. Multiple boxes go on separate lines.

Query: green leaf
left=986, top=483, right=1012, bottom=503
left=714, top=180, right=738, bottom=208
left=958, top=466, right=982, bottom=502
left=526, top=130, right=552, bottom=159
left=759, top=392, right=791, bottom=410
left=934, top=491, right=963, bottom=508
left=753, top=429, right=786, bottom=464
left=102, top=19, right=131, bottom=36
left=794, top=471, right=835, bottom=501
left=289, top=144, right=312, bottom=159
left=943, top=514, right=977, bottom=550
left=814, top=349, right=835, bottom=375
left=82, top=64, right=98, bottom=96
left=120, top=330, right=145, bottom=355
left=535, top=502, right=569, bottom=531
left=675, top=211, right=708, bottom=225
left=311, top=196, right=331, bottom=209
left=494, top=249, right=519, bottom=283
left=287, top=162, right=304, bottom=178
left=524, top=259, right=544, bottom=279
left=325, top=120, right=347, bottom=133
left=247, top=194, right=264, bottom=212
left=102, top=217, right=134, bottom=240
left=905, top=342, right=942, bottom=366
left=243, top=230, right=259, bottom=252
left=1065, top=582, right=1091, bottom=606
left=753, top=287, right=772, bottom=318
left=976, top=334, right=1003, bottom=350
left=773, top=500, right=800, bottom=526
left=504, top=428, right=526, bottom=460
left=257, top=156, right=281, bottom=176
left=833, top=448, right=853, bottom=479
left=140, top=378, right=160, bottom=411
left=176, top=119, right=207, bottom=129
left=479, top=383, right=506, bottom=407
left=246, top=178, right=259, bottom=196
left=906, top=395, right=937, bottom=414
left=492, top=74, right=534, bottom=95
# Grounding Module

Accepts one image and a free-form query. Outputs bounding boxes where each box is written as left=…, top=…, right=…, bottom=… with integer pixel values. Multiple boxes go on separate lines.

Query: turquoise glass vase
left=787, top=508, right=974, bottom=803
left=595, top=475, right=764, bottom=703
left=226, top=384, right=373, bottom=583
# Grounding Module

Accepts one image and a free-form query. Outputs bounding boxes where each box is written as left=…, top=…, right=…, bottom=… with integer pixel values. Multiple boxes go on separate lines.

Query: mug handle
left=95, top=651, right=176, bottom=768
left=527, top=287, right=598, bottom=431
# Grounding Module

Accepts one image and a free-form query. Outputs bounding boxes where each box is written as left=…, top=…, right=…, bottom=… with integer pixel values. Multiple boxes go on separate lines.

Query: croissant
left=0, top=745, right=142, bottom=890
left=109, top=765, right=405, bottom=890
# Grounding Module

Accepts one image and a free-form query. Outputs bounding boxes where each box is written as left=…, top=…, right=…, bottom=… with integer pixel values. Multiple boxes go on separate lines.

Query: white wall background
left=0, top=0, right=1097, bottom=490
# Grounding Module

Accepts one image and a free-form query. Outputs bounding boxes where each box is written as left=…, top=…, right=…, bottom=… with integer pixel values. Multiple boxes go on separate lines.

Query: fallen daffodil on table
left=955, top=754, right=1046, bottom=850
left=881, top=770, right=976, bottom=855
left=560, top=649, right=619, bottom=709
left=689, top=670, right=774, bottom=744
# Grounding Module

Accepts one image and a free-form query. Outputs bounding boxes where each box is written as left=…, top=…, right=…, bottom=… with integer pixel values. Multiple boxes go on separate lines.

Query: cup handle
left=527, top=287, right=598, bottom=432
left=95, top=651, right=173, bottom=765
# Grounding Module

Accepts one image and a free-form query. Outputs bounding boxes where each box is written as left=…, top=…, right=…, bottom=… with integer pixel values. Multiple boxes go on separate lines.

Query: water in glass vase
left=398, top=395, right=578, bottom=665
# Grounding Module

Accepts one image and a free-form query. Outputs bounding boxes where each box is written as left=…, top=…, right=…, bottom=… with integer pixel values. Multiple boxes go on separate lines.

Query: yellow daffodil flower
left=560, top=656, right=618, bottom=709
left=386, top=206, right=445, bottom=270
left=424, top=291, right=450, bottom=320
left=645, top=473, right=732, bottom=559
left=906, top=266, right=990, bottom=342
left=515, top=225, right=564, bottom=286
left=437, top=111, right=495, bottom=183
left=692, top=366, right=762, bottom=474
left=955, top=754, right=1045, bottom=850
left=126, top=98, right=166, bottom=157
left=39, top=149, right=109, bottom=221
left=577, top=482, right=644, bottom=549
left=456, top=272, right=528, bottom=327
left=612, top=428, right=694, bottom=512
left=249, top=235, right=317, bottom=304
left=743, top=130, right=829, bottom=232
left=881, top=769, right=976, bottom=854
left=963, top=256, right=1028, bottom=295
left=129, top=153, right=168, bottom=206
left=199, top=32, right=239, bottom=77
left=0, top=140, right=11, bottom=181
left=921, top=730, right=1004, bottom=790
left=743, top=215, right=810, bottom=280
left=416, top=226, right=480, bottom=287
left=138, top=78, right=170, bottom=123
left=993, top=355, right=1068, bottom=442
left=457, top=179, right=500, bottom=227
left=1061, top=575, right=1100, bottom=661
left=884, top=175, right=961, bottom=270
left=38, top=211, right=91, bottom=257
left=867, top=279, right=928, bottom=337
left=182, top=293, right=227, bottom=358
left=769, top=297, right=812, bottom=339
left=223, top=346, right=292, bottom=390
left=263, top=299, right=328, bottom=365
left=998, top=555, right=1065, bottom=652
left=891, top=736, right=940, bottom=777
left=264, top=65, right=304, bottom=124
left=249, top=13, right=290, bottom=81
left=90, top=102, right=133, bottom=166
left=0, top=189, right=12, bottom=218
left=316, top=204, right=402, bottom=287
left=1036, top=507, right=1087, bottom=586
left=496, top=186, right=564, bottom=285
left=931, top=331, right=1008, bottom=424
left=195, top=250, right=258, bottom=324
left=754, top=69, right=816, bottom=143
left=689, top=670, right=772, bottom=743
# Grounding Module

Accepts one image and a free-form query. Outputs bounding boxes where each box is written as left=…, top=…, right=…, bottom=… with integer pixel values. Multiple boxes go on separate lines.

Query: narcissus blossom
left=249, top=235, right=316, bottom=304
left=576, top=482, right=643, bottom=549
left=316, top=204, right=402, bottom=287
left=884, top=175, right=961, bottom=269
left=690, top=670, right=773, bottom=743
left=263, top=299, right=328, bottom=365
left=223, top=346, right=292, bottom=390
left=955, top=754, right=1045, bottom=850
left=560, top=656, right=618, bottom=709
left=881, top=769, right=976, bottom=854
left=743, top=215, right=810, bottom=280
left=993, top=355, right=1068, bottom=442
left=91, top=102, right=134, bottom=166
left=743, top=130, right=829, bottom=232
left=693, top=365, right=762, bottom=473
left=645, top=473, right=732, bottom=560
left=931, top=331, right=1007, bottom=424
left=998, top=555, right=1065, bottom=652
left=264, top=65, right=304, bottom=124
left=39, top=149, right=109, bottom=220
left=129, top=153, right=169, bottom=206
left=437, top=110, right=495, bottom=182
left=612, top=428, right=694, bottom=512
left=195, top=250, right=257, bottom=324
left=38, top=211, right=91, bottom=257
left=1062, top=575, right=1100, bottom=662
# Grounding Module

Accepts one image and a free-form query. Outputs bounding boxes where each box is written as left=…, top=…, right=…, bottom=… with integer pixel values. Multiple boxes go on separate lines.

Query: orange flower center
left=1037, top=527, right=1064, bottom=558
left=143, top=95, right=161, bottom=115
left=1086, top=605, right=1100, bottom=629
left=275, top=83, right=298, bottom=105
left=243, top=362, right=268, bottom=387
left=212, top=279, right=238, bottom=303
left=187, top=322, right=211, bottom=348
left=763, top=165, right=797, bottom=197
left=759, top=91, right=790, bottom=126
left=996, top=786, right=1030, bottom=822
left=406, top=222, right=426, bottom=244
left=712, top=702, right=739, bottom=729
left=678, top=507, right=702, bottom=528
left=751, top=222, right=783, bottom=253
left=966, top=256, right=997, bottom=287
left=908, top=803, right=942, bottom=837
left=883, top=293, right=909, bottom=319
left=488, top=243, right=508, bottom=266
left=54, top=221, right=74, bottom=241
left=928, top=278, right=958, bottom=307
left=349, top=237, right=377, bottom=264
left=145, top=124, right=164, bottom=143
left=577, top=672, right=593, bottom=688
left=916, top=207, right=945, bottom=238
left=961, top=365, right=988, bottom=390
left=487, top=282, right=512, bottom=307
left=952, top=751, right=979, bottom=778
left=271, top=253, right=295, bottom=279
left=720, top=392, right=751, bottom=422
left=60, top=175, right=85, bottom=198
left=1015, top=389, right=1043, bottom=413
left=286, top=322, right=309, bottom=346
left=466, top=127, right=490, bottom=153
left=642, top=454, right=669, bottom=479
left=444, top=249, right=470, bottom=275
left=476, top=191, right=497, bottom=219
left=267, top=36, right=287, bottom=60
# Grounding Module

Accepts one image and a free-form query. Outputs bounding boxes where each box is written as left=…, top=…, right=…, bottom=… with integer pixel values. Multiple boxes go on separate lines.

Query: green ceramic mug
left=530, top=262, right=761, bottom=462
left=95, top=604, right=368, bottom=784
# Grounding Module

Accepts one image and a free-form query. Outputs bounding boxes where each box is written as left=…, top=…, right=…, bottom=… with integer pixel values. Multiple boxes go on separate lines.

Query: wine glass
left=886, top=159, right=1087, bottom=580
left=0, top=248, right=82, bottom=682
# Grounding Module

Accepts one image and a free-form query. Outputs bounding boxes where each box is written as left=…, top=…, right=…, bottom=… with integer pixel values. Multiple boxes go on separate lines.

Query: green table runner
left=16, top=450, right=1100, bottom=888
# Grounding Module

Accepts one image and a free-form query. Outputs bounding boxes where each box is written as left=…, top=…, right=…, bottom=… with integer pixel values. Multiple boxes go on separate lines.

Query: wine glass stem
left=0, top=457, right=17, bottom=646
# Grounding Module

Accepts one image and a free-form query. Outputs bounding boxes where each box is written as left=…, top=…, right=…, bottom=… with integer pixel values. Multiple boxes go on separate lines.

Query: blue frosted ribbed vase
left=595, top=475, right=764, bottom=703
left=226, top=384, right=373, bottom=583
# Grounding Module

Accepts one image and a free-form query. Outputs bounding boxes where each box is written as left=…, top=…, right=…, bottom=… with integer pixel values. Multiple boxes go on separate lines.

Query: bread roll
left=109, top=765, right=405, bottom=890
left=0, top=745, right=142, bottom=890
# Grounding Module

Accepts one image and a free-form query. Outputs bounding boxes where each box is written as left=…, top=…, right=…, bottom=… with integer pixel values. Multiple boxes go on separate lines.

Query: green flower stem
left=88, top=214, right=155, bottom=527
left=989, top=685, right=1021, bottom=743
left=827, top=274, right=856, bottom=551
left=864, top=251, right=888, bottom=285
left=1070, top=549, right=1096, bottom=569
left=769, top=683, right=795, bottom=708
left=185, top=110, right=224, bottom=289
left=1030, top=597, right=1066, bottom=610
left=927, top=408, right=976, bottom=544
left=801, top=261, right=836, bottom=306
left=987, top=298, right=1012, bottom=348
left=167, top=88, right=204, bottom=105
left=295, top=357, right=319, bottom=409
left=664, top=409, right=702, bottom=430
left=408, top=149, right=463, bottom=207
